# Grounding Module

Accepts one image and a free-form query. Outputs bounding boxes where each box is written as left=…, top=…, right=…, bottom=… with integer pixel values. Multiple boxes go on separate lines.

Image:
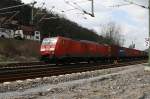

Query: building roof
left=20, top=25, right=36, bottom=35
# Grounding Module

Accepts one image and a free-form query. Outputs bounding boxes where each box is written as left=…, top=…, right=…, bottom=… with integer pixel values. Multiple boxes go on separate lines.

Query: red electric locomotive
left=40, top=36, right=110, bottom=62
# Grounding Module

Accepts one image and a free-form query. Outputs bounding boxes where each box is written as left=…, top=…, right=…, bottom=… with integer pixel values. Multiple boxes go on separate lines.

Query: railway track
left=0, top=61, right=46, bottom=68
left=0, top=60, right=147, bottom=83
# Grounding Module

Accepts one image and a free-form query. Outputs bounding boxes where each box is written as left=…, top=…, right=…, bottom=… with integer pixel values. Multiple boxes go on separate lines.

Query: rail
left=0, top=60, right=146, bottom=83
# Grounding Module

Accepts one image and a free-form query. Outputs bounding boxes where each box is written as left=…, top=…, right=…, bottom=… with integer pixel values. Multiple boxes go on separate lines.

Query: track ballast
left=0, top=60, right=146, bottom=83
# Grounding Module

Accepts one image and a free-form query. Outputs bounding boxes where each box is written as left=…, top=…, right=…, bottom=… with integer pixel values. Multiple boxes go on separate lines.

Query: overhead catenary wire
left=124, top=0, right=148, bottom=7
left=64, top=8, right=77, bottom=12
left=64, top=0, right=94, bottom=17
left=3, top=11, right=20, bottom=24
left=124, top=0, right=149, bottom=9
left=0, top=4, right=27, bottom=11
left=71, top=1, right=86, bottom=11
left=76, top=0, right=90, bottom=3
left=51, top=6, right=76, bottom=13
left=0, top=11, right=19, bottom=15
left=111, top=0, right=149, bottom=9
left=64, top=0, right=83, bottom=11
left=72, top=0, right=94, bottom=17
left=109, top=3, right=131, bottom=7
left=60, top=8, right=78, bottom=13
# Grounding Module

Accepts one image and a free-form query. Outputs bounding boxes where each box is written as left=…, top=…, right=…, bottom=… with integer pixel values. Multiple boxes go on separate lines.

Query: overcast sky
left=22, top=0, right=148, bottom=50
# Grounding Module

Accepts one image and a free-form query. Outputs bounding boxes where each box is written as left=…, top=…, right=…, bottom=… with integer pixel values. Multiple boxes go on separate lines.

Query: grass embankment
left=0, top=38, right=40, bottom=62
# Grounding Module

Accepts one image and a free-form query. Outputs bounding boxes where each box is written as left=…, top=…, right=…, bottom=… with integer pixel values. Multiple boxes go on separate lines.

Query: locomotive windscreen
left=42, top=37, right=58, bottom=45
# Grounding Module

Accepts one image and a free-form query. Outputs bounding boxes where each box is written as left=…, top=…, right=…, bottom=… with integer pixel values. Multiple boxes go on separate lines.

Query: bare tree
left=129, top=41, right=135, bottom=49
left=100, top=22, right=124, bottom=46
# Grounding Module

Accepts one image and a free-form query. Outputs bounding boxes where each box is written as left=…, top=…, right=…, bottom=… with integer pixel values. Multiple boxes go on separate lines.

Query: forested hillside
left=0, top=0, right=101, bottom=42
left=0, top=0, right=31, bottom=25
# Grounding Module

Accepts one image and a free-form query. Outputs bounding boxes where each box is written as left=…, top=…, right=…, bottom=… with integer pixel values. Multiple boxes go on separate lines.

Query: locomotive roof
left=80, top=40, right=97, bottom=43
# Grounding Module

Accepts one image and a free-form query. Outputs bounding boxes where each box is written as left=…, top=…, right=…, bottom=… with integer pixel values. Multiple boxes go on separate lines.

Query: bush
left=0, top=38, right=40, bottom=61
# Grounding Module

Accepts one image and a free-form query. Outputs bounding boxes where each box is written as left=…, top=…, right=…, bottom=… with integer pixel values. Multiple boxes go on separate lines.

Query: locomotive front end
left=40, top=37, right=58, bottom=61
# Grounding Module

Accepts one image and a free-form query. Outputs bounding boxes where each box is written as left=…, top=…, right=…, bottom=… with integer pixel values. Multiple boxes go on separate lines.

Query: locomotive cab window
left=42, top=37, right=58, bottom=45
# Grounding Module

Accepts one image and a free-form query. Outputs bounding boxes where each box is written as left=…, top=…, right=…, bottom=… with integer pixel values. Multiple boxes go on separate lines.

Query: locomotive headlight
left=49, top=48, right=55, bottom=51
left=40, top=48, right=45, bottom=51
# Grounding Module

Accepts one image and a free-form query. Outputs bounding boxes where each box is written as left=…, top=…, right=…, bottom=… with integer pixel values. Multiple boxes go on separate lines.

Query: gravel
left=0, top=63, right=150, bottom=99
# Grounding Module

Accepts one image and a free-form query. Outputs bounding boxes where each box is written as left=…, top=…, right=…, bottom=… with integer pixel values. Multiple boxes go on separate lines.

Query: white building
left=0, top=28, right=14, bottom=38
left=0, top=25, right=41, bottom=41
left=19, top=25, right=40, bottom=41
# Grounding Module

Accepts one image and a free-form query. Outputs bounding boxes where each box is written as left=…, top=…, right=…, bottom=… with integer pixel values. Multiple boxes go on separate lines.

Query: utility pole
left=148, top=0, right=150, bottom=69
left=30, top=1, right=37, bottom=25
left=91, top=0, right=94, bottom=17
left=145, top=0, right=150, bottom=71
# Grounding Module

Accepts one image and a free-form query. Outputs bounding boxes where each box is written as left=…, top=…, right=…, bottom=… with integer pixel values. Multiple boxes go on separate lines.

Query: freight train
left=40, top=36, right=147, bottom=63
